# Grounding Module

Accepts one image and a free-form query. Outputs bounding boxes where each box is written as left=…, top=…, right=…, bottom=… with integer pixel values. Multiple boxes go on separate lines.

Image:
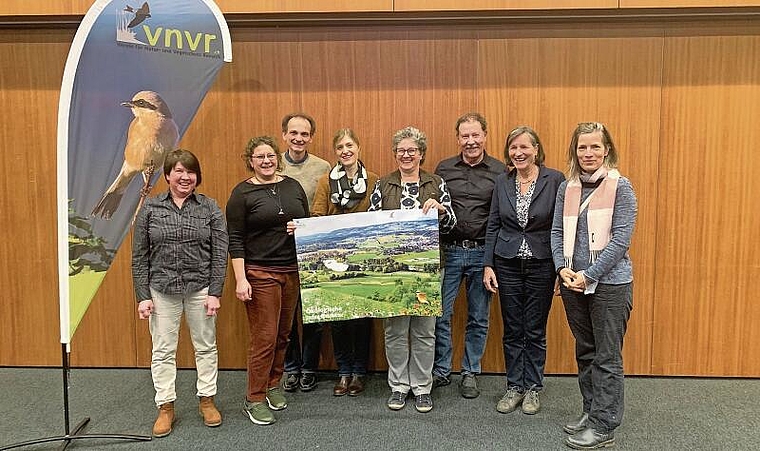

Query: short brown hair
left=281, top=113, right=316, bottom=136
left=243, top=136, right=283, bottom=172
left=455, top=112, right=487, bottom=136
left=163, top=149, right=202, bottom=187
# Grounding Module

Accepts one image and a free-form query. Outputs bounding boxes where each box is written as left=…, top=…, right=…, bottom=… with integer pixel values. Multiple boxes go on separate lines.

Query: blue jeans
left=434, top=245, right=492, bottom=377
left=284, top=294, right=323, bottom=374
left=331, top=318, right=371, bottom=377
left=495, top=256, right=555, bottom=391
left=561, top=282, right=633, bottom=434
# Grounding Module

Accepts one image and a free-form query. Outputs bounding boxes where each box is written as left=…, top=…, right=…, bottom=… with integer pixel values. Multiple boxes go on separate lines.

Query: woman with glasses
left=551, top=122, right=637, bottom=449
left=310, top=128, right=379, bottom=397
left=226, top=136, right=309, bottom=426
left=368, top=126, right=456, bottom=413
left=483, top=126, right=565, bottom=416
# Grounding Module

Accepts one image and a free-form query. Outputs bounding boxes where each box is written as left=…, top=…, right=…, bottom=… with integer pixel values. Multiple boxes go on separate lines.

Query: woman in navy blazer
left=483, top=126, right=564, bottom=415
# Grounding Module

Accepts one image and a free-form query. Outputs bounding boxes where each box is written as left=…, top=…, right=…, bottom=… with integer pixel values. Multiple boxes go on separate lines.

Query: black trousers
left=561, top=282, right=633, bottom=433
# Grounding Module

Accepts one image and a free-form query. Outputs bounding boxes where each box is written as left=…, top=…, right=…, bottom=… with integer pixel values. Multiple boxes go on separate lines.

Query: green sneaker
left=266, top=387, right=288, bottom=411
left=243, top=399, right=275, bottom=425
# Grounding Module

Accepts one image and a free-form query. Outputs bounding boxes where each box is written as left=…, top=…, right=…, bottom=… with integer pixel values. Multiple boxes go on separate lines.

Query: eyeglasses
left=251, top=154, right=278, bottom=161
left=394, top=148, right=420, bottom=156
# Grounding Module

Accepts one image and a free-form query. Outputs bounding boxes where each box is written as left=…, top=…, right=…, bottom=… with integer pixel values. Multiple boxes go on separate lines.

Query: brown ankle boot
left=152, top=402, right=175, bottom=437
left=199, top=396, right=222, bottom=427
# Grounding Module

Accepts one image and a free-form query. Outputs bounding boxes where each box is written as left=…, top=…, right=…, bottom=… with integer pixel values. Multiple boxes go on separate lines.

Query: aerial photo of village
left=294, top=210, right=442, bottom=323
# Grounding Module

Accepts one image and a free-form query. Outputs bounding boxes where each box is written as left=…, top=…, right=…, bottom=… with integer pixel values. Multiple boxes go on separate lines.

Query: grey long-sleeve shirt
left=551, top=176, right=637, bottom=285
left=132, top=192, right=228, bottom=301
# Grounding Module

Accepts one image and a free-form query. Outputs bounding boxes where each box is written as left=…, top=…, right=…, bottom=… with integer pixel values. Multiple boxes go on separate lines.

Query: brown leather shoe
left=199, top=396, right=222, bottom=427
left=152, top=402, right=175, bottom=438
left=333, top=376, right=350, bottom=396
left=348, top=375, right=365, bottom=396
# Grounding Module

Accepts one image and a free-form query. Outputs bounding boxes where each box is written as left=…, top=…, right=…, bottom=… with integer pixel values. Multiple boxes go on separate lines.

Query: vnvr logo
left=142, top=26, right=218, bottom=54
left=116, top=2, right=218, bottom=54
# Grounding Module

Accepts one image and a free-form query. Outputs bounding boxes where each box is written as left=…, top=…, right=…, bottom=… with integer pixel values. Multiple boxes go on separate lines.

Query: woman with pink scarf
left=551, top=122, right=637, bottom=450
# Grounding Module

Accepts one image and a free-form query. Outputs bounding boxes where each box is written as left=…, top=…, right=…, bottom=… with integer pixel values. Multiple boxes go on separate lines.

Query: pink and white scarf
left=562, top=167, right=620, bottom=270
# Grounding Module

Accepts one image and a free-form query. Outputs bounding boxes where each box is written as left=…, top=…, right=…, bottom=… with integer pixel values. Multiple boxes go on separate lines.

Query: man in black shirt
left=434, top=112, right=506, bottom=398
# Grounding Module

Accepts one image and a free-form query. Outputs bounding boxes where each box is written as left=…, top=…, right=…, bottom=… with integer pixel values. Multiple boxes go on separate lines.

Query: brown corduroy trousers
left=244, top=267, right=300, bottom=402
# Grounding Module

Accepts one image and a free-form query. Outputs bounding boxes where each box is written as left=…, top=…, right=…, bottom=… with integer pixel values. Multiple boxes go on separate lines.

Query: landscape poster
left=294, top=209, right=442, bottom=324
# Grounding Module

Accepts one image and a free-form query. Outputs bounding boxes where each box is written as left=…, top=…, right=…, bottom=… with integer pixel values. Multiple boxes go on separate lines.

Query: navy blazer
left=484, top=165, right=565, bottom=266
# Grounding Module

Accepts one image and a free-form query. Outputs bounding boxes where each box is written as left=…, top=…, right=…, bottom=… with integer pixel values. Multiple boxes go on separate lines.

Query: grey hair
left=391, top=126, right=427, bottom=163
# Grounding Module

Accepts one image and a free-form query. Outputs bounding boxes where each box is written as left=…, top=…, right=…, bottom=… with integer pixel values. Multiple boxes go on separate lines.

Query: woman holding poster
left=311, top=128, right=379, bottom=397
left=368, top=126, right=456, bottom=413
left=226, top=136, right=309, bottom=426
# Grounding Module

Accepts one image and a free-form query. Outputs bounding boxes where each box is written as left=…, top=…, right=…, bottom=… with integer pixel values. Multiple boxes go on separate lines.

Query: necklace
left=517, top=167, right=538, bottom=184
left=253, top=175, right=284, bottom=215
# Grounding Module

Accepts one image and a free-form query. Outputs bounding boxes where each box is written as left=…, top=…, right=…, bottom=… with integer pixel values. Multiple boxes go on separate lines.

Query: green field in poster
left=295, top=209, right=442, bottom=323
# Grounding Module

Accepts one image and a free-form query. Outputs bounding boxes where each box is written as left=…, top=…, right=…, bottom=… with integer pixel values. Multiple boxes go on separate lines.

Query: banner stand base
left=0, top=344, right=152, bottom=451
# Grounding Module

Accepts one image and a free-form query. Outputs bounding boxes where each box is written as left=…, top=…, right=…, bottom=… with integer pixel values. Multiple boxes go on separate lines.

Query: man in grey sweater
left=280, top=113, right=331, bottom=392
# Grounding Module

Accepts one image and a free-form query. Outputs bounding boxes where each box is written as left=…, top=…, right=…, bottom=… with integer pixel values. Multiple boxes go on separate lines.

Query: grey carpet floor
left=1, top=368, right=758, bottom=450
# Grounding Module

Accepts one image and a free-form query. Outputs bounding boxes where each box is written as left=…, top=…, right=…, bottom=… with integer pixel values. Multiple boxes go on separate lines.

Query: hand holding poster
left=294, top=209, right=442, bottom=324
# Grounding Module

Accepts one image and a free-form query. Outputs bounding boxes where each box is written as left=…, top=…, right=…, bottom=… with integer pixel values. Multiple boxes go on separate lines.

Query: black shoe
left=564, top=428, right=615, bottom=449
left=387, top=391, right=407, bottom=410
left=564, top=413, right=590, bottom=434
left=414, top=393, right=433, bottom=413
left=282, top=373, right=299, bottom=392
left=300, top=373, right=317, bottom=391
left=432, top=375, right=451, bottom=388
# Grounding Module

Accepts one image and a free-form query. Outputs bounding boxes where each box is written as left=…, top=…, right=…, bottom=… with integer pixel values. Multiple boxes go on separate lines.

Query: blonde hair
left=504, top=126, right=545, bottom=166
left=332, top=128, right=360, bottom=149
left=566, top=122, right=618, bottom=180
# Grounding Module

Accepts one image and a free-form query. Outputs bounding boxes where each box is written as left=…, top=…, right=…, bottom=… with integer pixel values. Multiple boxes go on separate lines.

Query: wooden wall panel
left=296, top=30, right=480, bottom=176
left=0, top=0, right=393, bottom=16
left=652, top=35, right=760, bottom=376
left=218, top=0, right=392, bottom=13
left=478, top=36, right=663, bottom=375
left=0, top=32, right=72, bottom=366
left=621, top=1, right=760, bottom=7
left=395, top=0, right=616, bottom=10
left=3, top=20, right=760, bottom=377
left=2, top=1, right=759, bottom=17
left=0, top=1, right=92, bottom=16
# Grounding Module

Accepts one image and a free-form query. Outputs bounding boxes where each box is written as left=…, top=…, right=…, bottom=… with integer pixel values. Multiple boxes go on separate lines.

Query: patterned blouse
left=515, top=178, right=536, bottom=259
left=368, top=180, right=457, bottom=233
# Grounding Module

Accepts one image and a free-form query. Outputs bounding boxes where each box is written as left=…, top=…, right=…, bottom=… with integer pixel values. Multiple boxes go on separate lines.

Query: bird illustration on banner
left=125, top=2, right=151, bottom=29
left=91, top=90, right=179, bottom=221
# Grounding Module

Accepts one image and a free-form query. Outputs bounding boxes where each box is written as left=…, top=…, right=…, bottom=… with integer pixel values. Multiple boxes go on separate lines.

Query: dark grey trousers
left=561, top=282, right=633, bottom=434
